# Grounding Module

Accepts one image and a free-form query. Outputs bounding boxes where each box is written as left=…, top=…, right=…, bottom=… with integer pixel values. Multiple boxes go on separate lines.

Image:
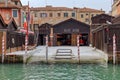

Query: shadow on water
left=0, top=63, right=120, bottom=80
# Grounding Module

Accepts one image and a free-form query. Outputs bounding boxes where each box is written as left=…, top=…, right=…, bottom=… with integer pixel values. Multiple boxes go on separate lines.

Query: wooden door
left=71, top=34, right=77, bottom=46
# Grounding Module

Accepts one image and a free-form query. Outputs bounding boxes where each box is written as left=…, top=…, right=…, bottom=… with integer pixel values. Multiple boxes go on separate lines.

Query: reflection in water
left=1, top=65, right=7, bottom=80
left=112, top=65, right=116, bottom=80
left=0, top=64, right=120, bottom=80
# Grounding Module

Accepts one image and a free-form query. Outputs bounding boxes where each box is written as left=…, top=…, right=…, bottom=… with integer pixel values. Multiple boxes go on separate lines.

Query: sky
left=21, top=0, right=112, bottom=13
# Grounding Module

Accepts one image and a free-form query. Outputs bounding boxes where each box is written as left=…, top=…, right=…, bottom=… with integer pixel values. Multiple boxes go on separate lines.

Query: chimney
left=46, top=5, right=52, bottom=8
left=73, top=7, right=78, bottom=9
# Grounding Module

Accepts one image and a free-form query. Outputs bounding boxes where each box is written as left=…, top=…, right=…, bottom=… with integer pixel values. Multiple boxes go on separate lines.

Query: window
left=72, top=13, right=75, bottom=17
left=57, top=13, right=61, bottom=17
left=64, top=13, right=68, bottom=17
left=81, top=14, right=84, bottom=18
left=64, top=29, right=71, bottom=32
left=34, top=13, right=37, bottom=17
left=72, top=29, right=79, bottom=33
left=15, top=1, right=18, bottom=5
left=86, top=13, right=88, bottom=16
left=12, top=9, right=18, bottom=17
left=40, top=13, right=47, bottom=18
left=49, top=13, right=53, bottom=17
left=85, top=18, right=89, bottom=22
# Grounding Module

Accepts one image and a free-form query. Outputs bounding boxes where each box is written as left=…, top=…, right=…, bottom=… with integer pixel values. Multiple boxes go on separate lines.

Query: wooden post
left=46, top=35, right=48, bottom=63
left=50, top=28, right=53, bottom=46
left=77, top=35, right=80, bottom=64
left=24, top=1, right=29, bottom=64
left=25, top=35, right=28, bottom=54
left=113, top=34, right=116, bottom=64
left=24, top=35, right=28, bottom=63
left=2, top=33, right=5, bottom=63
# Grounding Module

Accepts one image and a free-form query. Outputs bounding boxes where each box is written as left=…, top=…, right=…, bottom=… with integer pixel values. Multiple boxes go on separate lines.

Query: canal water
left=0, top=63, right=120, bottom=80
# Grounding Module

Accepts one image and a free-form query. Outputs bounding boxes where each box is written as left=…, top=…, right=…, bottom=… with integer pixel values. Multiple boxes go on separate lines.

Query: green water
left=0, top=63, right=120, bottom=80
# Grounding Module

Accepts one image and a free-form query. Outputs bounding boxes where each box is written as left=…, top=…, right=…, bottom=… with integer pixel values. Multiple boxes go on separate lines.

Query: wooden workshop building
left=38, top=18, right=90, bottom=46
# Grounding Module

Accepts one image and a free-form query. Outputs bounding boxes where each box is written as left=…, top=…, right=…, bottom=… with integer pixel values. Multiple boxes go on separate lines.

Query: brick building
left=30, top=6, right=74, bottom=25
left=0, top=0, right=22, bottom=26
left=30, top=6, right=105, bottom=26
left=75, top=7, right=105, bottom=24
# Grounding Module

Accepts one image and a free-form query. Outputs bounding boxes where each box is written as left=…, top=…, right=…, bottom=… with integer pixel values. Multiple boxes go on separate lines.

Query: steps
left=54, top=49, right=75, bottom=62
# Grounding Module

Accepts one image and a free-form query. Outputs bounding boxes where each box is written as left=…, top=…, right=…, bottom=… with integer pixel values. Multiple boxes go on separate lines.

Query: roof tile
left=30, top=6, right=73, bottom=11
left=77, top=7, right=105, bottom=12
left=0, top=3, right=21, bottom=9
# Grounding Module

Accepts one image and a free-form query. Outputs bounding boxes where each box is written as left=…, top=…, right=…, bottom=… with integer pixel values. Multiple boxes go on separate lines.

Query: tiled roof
left=0, top=14, right=17, bottom=27
left=30, top=6, right=105, bottom=12
left=30, top=6, right=73, bottom=11
left=91, top=14, right=114, bottom=24
left=92, top=14, right=114, bottom=18
left=11, top=0, right=22, bottom=6
left=22, top=5, right=29, bottom=10
left=11, top=0, right=20, bottom=1
left=22, top=5, right=30, bottom=9
left=23, top=5, right=28, bottom=8
left=53, top=18, right=89, bottom=27
left=77, top=7, right=105, bottom=12
left=0, top=14, right=16, bottom=25
left=0, top=3, right=21, bottom=9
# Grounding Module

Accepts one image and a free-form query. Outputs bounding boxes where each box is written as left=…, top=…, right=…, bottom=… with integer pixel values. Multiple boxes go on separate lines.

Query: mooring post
left=50, top=28, right=53, bottom=46
left=24, top=35, right=28, bottom=63
left=113, top=34, right=116, bottom=64
left=2, top=34, right=5, bottom=63
left=46, top=35, right=48, bottom=63
left=77, top=35, right=80, bottom=64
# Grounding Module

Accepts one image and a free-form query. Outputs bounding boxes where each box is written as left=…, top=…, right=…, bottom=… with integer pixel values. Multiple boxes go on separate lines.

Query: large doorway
left=79, top=34, right=89, bottom=46
left=57, top=34, right=71, bottom=46
left=38, top=34, right=46, bottom=45
left=56, top=33, right=89, bottom=46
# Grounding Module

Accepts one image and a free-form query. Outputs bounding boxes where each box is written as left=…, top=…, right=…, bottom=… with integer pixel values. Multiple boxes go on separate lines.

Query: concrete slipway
left=6, top=46, right=108, bottom=64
